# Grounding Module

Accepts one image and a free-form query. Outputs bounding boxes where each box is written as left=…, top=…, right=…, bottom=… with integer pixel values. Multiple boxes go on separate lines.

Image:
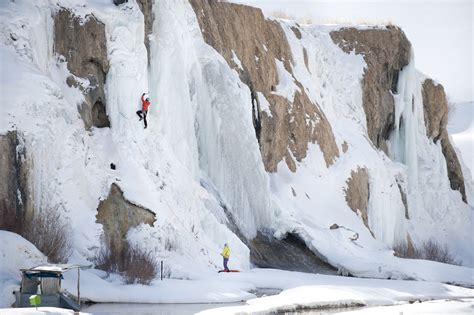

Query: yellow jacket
left=221, top=245, right=230, bottom=259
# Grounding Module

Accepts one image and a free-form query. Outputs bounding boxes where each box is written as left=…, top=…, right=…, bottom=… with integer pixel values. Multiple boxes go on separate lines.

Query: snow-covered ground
left=0, top=231, right=46, bottom=308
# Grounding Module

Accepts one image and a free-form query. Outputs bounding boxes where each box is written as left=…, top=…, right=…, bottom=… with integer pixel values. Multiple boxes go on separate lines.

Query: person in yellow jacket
left=220, top=243, right=230, bottom=271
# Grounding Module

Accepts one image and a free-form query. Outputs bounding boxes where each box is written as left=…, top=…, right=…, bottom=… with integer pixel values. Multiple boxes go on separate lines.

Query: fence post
left=160, top=260, right=163, bottom=280
left=77, top=268, right=80, bottom=305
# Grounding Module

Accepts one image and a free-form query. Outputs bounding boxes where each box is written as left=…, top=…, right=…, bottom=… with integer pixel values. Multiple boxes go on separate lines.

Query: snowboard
left=218, top=269, right=240, bottom=273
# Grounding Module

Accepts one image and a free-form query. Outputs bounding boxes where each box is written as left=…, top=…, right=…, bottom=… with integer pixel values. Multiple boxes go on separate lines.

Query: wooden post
left=160, top=260, right=163, bottom=280
left=77, top=268, right=80, bottom=305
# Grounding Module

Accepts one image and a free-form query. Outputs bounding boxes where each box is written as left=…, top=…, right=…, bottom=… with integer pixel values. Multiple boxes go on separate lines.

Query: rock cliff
left=190, top=0, right=339, bottom=172
left=422, top=79, right=466, bottom=202
left=0, top=131, right=33, bottom=234
left=331, top=26, right=411, bottom=153
left=54, top=9, right=110, bottom=129
left=344, top=167, right=371, bottom=233
left=331, top=27, right=466, bottom=203
left=96, top=183, right=156, bottom=263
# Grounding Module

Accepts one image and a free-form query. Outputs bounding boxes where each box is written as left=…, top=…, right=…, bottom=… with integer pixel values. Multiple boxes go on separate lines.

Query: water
left=81, top=288, right=364, bottom=315
left=82, top=302, right=244, bottom=315
left=82, top=303, right=363, bottom=315
left=81, top=287, right=280, bottom=315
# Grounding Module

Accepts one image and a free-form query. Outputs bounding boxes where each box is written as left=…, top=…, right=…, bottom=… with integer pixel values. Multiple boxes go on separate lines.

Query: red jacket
left=141, top=95, right=151, bottom=111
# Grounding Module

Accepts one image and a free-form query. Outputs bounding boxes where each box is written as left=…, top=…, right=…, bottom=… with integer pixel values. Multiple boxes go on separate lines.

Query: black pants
left=136, top=110, right=148, bottom=128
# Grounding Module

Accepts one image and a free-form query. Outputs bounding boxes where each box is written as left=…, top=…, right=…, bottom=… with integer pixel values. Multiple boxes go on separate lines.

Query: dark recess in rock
left=303, top=47, right=309, bottom=71
left=92, top=99, right=110, bottom=128
left=250, top=88, right=262, bottom=144
left=390, top=69, right=400, bottom=94
left=290, top=26, right=302, bottom=39
left=250, top=232, right=337, bottom=274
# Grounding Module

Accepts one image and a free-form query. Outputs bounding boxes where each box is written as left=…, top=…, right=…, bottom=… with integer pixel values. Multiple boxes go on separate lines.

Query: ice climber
left=221, top=243, right=230, bottom=272
left=137, top=93, right=151, bottom=129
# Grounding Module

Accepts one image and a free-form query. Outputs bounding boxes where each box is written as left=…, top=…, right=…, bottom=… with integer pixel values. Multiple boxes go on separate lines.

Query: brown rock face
left=54, top=9, right=110, bottom=129
left=190, top=0, right=339, bottom=172
left=331, top=26, right=411, bottom=153
left=422, top=79, right=449, bottom=141
left=344, top=167, right=371, bottom=234
left=422, top=79, right=466, bottom=203
left=96, top=183, right=156, bottom=261
left=0, top=131, right=33, bottom=234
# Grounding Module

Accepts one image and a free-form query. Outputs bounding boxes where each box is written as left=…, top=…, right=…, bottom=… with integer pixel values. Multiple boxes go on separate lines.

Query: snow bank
left=338, top=299, right=474, bottom=315
left=272, top=59, right=300, bottom=102
left=61, top=268, right=255, bottom=304
left=198, top=269, right=474, bottom=314
left=0, top=231, right=46, bottom=308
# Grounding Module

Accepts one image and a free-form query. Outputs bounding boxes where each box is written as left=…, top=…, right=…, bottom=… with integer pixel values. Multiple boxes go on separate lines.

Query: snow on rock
left=231, top=50, right=243, bottom=70
left=272, top=59, right=300, bottom=102
left=256, top=92, right=272, bottom=118
left=0, top=231, right=46, bottom=308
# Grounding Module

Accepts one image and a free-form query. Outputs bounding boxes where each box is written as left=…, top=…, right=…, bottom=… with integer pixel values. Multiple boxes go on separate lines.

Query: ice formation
left=0, top=0, right=472, bottom=291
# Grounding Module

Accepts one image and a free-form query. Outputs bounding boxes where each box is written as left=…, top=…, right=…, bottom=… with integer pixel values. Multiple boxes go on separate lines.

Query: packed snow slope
left=0, top=0, right=472, bottom=297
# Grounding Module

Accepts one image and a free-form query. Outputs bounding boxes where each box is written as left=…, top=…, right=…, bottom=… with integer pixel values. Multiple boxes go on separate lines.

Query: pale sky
left=235, top=0, right=473, bottom=103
